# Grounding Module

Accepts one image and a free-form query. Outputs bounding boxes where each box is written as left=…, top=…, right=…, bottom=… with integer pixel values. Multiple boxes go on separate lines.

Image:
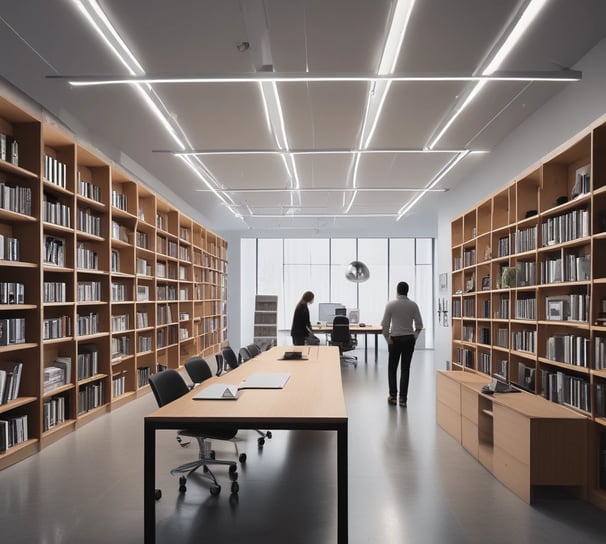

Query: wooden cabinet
left=438, top=370, right=587, bottom=503
left=450, top=114, right=606, bottom=509
left=254, top=295, right=278, bottom=348
left=0, top=91, right=228, bottom=469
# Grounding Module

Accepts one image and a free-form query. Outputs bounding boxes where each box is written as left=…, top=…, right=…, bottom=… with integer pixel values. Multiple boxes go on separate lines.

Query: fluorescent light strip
left=396, top=150, right=469, bottom=220
left=247, top=213, right=398, bottom=219
left=379, top=0, right=416, bottom=74
left=170, top=147, right=477, bottom=156
left=428, top=0, right=548, bottom=150
left=59, top=71, right=581, bottom=86
left=195, top=187, right=447, bottom=193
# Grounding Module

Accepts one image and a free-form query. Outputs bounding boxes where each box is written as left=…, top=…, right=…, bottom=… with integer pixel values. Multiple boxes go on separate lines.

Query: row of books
left=0, top=318, right=26, bottom=345
left=43, top=316, right=71, bottom=340
left=541, top=368, right=591, bottom=412
left=112, top=372, right=126, bottom=398
left=43, top=281, right=67, bottom=303
left=111, top=335, right=131, bottom=358
left=515, top=225, right=537, bottom=253
left=78, top=177, right=102, bottom=203
left=76, top=243, right=98, bottom=270
left=111, top=282, right=128, bottom=302
left=0, top=362, right=23, bottom=404
left=512, top=329, right=536, bottom=353
left=111, top=190, right=127, bottom=211
left=43, top=195, right=71, bottom=227
left=111, top=220, right=129, bottom=242
left=77, top=281, right=101, bottom=302
left=111, top=314, right=129, bottom=332
left=0, top=133, right=19, bottom=165
left=0, top=414, right=28, bottom=453
left=43, top=154, right=68, bottom=188
left=44, top=235, right=65, bottom=266
left=0, top=282, right=25, bottom=304
left=77, top=208, right=102, bottom=236
left=77, top=382, right=104, bottom=415
left=545, top=334, right=589, bottom=367
left=539, top=254, right=590, bottom=283
left=541, top=208, right=590, bottom=247
left=0, top=182, right=32, bottom=216
left=77, top=348, right=98, bottom=380
left=76, top=312, right=99, bottom=336
left=138, top=335, right=152, bottom=353
left=43, top=395, right=67, bottom=431
left=0, top=233, right=20, bottom=261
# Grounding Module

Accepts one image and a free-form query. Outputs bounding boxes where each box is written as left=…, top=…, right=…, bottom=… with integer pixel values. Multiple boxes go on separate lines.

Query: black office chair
left=148, top=368, right=241, bottom=496
left=239, top=346, right=252, bottom=363
left=221, top=346, right=272, bottom=447
left=330, top=315, right=358, bottom=367
left=222, top=346, right=240, bottom=371
left=247, top=343, right=261, bottom=357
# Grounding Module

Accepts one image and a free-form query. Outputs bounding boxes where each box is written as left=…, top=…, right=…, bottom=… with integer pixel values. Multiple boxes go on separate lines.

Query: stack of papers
left=193, top=373, right=290, bottom=400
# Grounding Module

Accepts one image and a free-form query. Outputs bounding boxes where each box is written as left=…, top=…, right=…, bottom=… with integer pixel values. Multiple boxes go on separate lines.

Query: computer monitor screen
left=318, top=303, right=346, bottom=323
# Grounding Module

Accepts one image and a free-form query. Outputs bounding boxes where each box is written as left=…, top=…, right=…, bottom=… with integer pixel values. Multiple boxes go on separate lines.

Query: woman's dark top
left=290, top=302, right=311, bottom=337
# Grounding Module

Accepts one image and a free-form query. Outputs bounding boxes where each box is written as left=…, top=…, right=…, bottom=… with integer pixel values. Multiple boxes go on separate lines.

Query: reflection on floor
left=1, top=348, right=606, bottom=543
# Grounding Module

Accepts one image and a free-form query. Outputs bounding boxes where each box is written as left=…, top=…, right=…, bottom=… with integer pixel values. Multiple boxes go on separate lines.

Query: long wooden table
left=312, top=323, right=383, bottom=363
left=144, top=345, right=348, bottom=543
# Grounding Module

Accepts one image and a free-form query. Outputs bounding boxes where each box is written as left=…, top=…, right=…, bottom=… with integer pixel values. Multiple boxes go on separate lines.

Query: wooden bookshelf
left=0, top=90, right=228, bottom=469
left=449, top=114, right=606, bottom=510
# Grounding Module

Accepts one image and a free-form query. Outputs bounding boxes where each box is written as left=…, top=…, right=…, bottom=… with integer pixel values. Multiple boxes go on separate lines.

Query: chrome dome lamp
left=345, top=261, right=370, bottom=283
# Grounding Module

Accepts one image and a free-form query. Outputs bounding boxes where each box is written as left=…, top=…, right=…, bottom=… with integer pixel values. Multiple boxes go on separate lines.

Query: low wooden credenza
left=437, top=370, right=588, bottom=503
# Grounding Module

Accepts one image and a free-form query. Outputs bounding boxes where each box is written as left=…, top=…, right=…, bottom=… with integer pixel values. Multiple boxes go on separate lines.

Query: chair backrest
left=184, top=356, right=212, bottom=384
left=239, top=346, right=252, bottom=363
left=247, top=343, right=261, bottom=357
left=148, top=369, right=189, bottom=407
left=331, top=315, right=352, bottom=344
left=215, top=353, right=224, bottom=376
left=222, top=347, right=240, bottom=370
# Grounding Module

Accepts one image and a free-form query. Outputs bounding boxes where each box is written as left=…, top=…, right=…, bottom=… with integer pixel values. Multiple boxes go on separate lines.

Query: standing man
left=381, top=281, right=424, bottom=407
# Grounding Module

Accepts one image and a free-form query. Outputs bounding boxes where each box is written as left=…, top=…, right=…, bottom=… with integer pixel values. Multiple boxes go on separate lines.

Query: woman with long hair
left=290, top=291, right=314, bottom=345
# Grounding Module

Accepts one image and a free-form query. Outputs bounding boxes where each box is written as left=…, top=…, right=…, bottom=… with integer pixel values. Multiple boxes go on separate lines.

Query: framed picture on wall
left=439, top=273, right=448, bottom=291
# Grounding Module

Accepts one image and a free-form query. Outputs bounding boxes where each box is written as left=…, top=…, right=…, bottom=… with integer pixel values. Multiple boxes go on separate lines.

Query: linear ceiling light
left=55, top=70, right=581, bottom=85
left=163, top=147, right=484, bottom=156
left=194, top=187, right=447, bottom=193
left=71, top=0, right=246, bottom=219
left=396, top=150, right=469, bottom=220
left=427, top=0, right=548, bottom=149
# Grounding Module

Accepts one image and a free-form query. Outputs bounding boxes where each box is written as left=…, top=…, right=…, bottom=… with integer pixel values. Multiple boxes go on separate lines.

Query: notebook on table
left=193, top=373, right=290, bottom=400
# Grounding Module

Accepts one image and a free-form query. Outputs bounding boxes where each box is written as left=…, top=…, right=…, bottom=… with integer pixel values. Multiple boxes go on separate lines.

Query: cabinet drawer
left=461, top=386, right=479, bottom=424
left=461, top=417, right=478, bottom=458
left=493, top=445, right=531, bottom=503
left=493, top=404, right=530, bottom=464
left=437, top=400, right=461, bottom=442
left=437, top=372, right=461, bottom=413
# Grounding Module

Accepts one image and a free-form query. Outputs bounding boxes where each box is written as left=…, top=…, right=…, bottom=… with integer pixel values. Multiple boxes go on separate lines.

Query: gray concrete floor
left=1, top=347, right=606, bottom=543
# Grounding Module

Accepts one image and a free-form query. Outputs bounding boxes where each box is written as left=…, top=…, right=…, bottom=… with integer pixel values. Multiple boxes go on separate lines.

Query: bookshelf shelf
left=449, top=113, right=606, bottom=510
left=0, top=87, right=228, bottom=470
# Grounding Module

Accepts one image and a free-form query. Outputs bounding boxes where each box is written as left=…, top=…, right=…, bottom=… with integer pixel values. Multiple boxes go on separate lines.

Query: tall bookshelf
left=0, top=91, right=228, bottom=469
left=450, top=114, right=606, bottom=510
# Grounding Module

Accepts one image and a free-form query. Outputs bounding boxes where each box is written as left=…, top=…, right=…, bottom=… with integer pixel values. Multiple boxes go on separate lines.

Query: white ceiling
left=0, top=0, right=605, bottom=234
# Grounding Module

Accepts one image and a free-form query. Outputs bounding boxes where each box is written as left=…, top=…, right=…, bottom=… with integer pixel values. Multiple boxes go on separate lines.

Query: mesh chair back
left=148, top=369, right=189, bottom=407
left=239, top=346, right=252, bottom=363
left=247, top=344, right=261, bottom=357
left=331, top=315, right=354, bottom=346
left=184, top=357, right=212, bottom=384
left=222, top=347, right=240, bottom=370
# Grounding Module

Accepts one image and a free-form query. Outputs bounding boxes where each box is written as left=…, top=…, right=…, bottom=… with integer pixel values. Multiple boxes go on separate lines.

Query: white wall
left=434, top=37, right=606, bottom=367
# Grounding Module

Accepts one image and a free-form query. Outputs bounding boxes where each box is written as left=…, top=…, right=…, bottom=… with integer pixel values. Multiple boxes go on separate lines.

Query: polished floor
left=1, top=347, right=606, bottom=543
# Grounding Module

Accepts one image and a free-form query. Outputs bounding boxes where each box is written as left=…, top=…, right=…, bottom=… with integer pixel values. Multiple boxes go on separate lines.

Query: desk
left=312, top=324, right=383, bottom=363
left=144, top=345, right=348, bottom=543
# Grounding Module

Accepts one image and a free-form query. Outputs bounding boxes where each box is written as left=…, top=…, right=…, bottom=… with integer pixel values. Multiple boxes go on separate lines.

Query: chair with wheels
left=221, top=346, right=272, bottom=447
left=148, top=368, right=243, bottom=497
left=246, top=343, right=261, bottom=358
left=329, top=315, right=358, bottom=367
left=238, top=346, right=252, bottom=363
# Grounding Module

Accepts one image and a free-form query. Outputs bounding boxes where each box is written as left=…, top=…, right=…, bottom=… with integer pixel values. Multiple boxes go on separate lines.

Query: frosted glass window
left=358, top=239, right=388, bottom=326
left=284, top=264, right=329, bottom=326
left=240, top=239, right=257, bottom=346
left=258, top=239, right=285, bottom=328
left=416, top=238, right=433, bottom=265
left=330, top=239, right=357, bottom=310
left=284, top=239, right=329, bottom=264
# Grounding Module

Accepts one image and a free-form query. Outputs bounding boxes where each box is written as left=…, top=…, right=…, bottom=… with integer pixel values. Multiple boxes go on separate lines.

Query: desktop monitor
left=318, top=303, right=347, bottom=324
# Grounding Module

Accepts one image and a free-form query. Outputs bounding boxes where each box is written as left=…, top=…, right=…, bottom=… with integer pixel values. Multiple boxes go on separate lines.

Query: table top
left=145, top=345, right=347, bottom=425
left=312, top=323, right=382, bottom=333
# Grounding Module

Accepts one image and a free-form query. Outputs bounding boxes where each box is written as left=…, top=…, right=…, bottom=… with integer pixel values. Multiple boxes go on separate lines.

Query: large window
left=241, top=238, right=434, bottom=349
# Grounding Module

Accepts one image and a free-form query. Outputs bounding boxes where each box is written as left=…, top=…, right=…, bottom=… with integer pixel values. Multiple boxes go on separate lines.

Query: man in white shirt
left=381, top=281, right=424, bottom=407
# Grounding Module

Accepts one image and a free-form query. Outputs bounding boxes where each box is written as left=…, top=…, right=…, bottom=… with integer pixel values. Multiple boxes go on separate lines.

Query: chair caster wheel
left=266, top=431, right=272, bottom=439
left=258, top=437, right=265, bottom=447
left=239, top=453, right=247, bottom=463
left=154, top=489, right=162, bottom=500
left=179, top=476, right=187, bottom=493
left=231, top=481, right=239, bottom=494
left=210, top=484, right=221, bottom=496
left=210, top=450, right=216, bottom=459
left=229, top=470, right=238, bottom=481
left=229, top=464, right=237, bottom=474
